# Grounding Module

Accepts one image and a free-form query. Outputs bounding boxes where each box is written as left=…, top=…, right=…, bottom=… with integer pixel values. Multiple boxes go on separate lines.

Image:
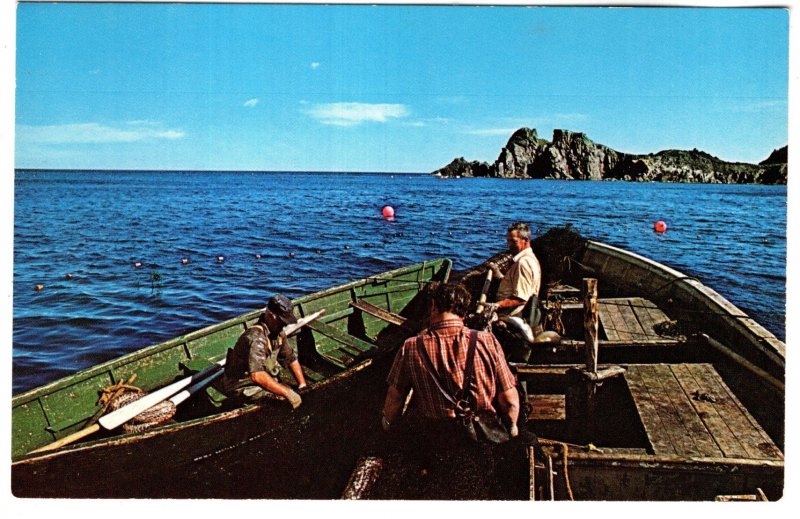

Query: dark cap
left=266, top=294, right=298, bottom=325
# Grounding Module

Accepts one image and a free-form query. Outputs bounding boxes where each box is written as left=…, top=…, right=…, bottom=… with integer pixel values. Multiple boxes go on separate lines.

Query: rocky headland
left=432, top=128, right=787, bottom=185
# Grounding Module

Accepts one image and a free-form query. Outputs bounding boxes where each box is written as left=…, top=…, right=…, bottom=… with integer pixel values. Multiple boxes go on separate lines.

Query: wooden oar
left=28, top=308, right=326, bottom=455
left=476, top=269, right=494, bottom=313
left=284, top=309, right=325, bottom=337
left=29, top=360, right=226, bottom=454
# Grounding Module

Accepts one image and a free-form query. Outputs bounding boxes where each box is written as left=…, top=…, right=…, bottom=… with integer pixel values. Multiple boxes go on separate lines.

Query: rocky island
left=432, top=128, right=787, bottom=185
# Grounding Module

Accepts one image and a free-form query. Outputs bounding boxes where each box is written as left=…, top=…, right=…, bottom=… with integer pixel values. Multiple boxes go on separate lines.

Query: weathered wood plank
left=656, top=365, right=724, bottom=457
left=624, top=366, right=675, bottom=455
left=527, top=394, right=565, bottom=421
left=616, top=299, right=649, bottom=341
left=670, top=363, right=749, bottom=459
left=559, top=338, right=682, bottom=349
left=628, top=297, right=664, bottom=339
left=598, top=300, right=626, bottom=341
left=350, top=299, right=407, bottom=326
left=583, top=278, right=599, bottom=372
left=637, top=365, right=703, bottom=456
left=642, top=299, right=674, bottom=337
left=685, top=364, right=783, bottom=460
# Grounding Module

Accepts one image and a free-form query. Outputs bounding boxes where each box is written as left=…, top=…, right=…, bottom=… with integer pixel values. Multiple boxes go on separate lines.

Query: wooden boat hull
left=350, top=232, right=785, bottom=501
left=13, top=357, right=392, bottom=498
left=12, top=259, right=451, bottom=498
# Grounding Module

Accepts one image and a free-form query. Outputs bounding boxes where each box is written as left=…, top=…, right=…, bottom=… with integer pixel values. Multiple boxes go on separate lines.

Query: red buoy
left=381, top=205, right=395, bottom=219
left=654, top=221, right=668, bottom=233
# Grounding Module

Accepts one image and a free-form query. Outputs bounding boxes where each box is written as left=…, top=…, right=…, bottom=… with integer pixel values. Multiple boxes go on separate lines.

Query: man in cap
left=218, top=294, right=306, bottom=409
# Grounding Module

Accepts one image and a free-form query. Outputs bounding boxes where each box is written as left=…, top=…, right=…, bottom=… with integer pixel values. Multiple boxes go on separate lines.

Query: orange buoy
left=654, top=221, right=668, bottom=233
left=381, top=205, right=395, bottom=219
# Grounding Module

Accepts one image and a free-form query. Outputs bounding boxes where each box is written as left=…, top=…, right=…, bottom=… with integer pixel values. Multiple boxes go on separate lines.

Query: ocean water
left=12, top=170, right=787, bottom=394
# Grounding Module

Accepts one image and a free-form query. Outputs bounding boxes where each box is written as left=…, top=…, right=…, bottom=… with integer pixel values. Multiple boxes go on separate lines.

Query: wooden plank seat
left=625, top=363, right=783, bottom=460
left=306, top=320, right=377, bottom=368
left=561, top=297, right=682, bottom=346
left=599, top=297, right=673, bottom=342
left=350, top=299, right=409, bottom=327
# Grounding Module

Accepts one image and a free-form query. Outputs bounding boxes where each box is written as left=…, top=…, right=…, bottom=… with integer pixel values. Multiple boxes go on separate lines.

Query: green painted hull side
left=12, top=258, right=451, bottom=460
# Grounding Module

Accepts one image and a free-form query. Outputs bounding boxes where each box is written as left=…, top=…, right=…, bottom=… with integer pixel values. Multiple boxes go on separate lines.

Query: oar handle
left=283, top=309, right=326, bottom=337
left=28, top=424, right=101, bottom=455
left=476, top=270, right=494, bottom=313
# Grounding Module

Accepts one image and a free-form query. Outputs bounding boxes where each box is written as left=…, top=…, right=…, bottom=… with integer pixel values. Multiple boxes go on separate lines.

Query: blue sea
left=12, top=170, right=787, bottom=394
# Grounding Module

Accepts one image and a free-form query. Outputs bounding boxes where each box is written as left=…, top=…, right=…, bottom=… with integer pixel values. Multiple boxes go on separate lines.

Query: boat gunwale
left=545, top=448, right=785, bottom=470
left=582, top=240, right=785, bottom=368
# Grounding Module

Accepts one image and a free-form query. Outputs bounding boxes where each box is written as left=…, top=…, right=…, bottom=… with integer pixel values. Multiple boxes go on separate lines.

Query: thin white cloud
left=244, top=98, right=259, bottom=108
left=310, top=62, right=320, bottom=70
left=305, top=102, right=409, bottom=127
left=17, top=122, right=185, bottom=144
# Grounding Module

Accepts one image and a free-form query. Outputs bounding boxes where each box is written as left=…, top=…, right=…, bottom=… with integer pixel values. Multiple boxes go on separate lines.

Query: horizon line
left=14, top=168, right=430, bottom=175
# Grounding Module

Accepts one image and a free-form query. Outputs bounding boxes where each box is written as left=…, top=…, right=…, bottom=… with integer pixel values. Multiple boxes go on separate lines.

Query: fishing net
left=108, top=391, right=177, bottom=433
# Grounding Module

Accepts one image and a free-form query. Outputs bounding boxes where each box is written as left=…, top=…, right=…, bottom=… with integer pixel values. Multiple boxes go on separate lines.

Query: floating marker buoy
left=134, top=262, right=142, bottom=268
left=65, top=273, right=73, bottom=280
left=35, top=284, right=44, bottom=291
left=181, top=258, right=189, bottom=265
left=217, top=256, right=225, bottom=262
left=289, top=252, right=295, bottom=258
left=381, top=205, right=395, bottom=219
left=344, top=245, right=350, bottom=250
left=654, top=221, right=668, bottom=233
left=255, top=254, right=261, bottom=259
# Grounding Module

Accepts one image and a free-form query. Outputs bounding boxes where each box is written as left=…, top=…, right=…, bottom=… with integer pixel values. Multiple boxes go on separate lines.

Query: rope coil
left=102, top=382, right=177, bottom=433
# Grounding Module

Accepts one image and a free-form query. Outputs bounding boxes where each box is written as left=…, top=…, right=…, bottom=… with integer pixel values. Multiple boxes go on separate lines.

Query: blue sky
left=12, top=3, right=790, bottom=172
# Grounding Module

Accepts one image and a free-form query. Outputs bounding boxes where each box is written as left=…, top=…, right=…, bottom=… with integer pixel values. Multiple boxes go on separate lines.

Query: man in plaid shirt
left=380, top=282, right=521, bottom=498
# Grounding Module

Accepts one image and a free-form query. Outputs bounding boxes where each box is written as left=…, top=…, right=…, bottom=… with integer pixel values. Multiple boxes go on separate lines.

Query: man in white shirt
left=486, top=222, right=542, bottom=362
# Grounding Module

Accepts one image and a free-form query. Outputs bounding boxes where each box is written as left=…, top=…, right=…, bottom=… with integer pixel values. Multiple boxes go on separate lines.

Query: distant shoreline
left=14, top=169, right=428, bottom=176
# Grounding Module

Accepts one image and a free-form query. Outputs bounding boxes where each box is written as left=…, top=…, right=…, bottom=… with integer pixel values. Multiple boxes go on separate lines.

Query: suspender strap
left=415, top=329, right=479, bottom=410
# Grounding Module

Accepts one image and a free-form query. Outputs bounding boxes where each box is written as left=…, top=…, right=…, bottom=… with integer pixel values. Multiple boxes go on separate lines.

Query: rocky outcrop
left=432, top=129, right=787, bottom=185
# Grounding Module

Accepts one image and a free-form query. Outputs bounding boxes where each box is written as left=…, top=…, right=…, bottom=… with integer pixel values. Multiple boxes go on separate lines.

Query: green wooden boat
left=11, top=258, right=451, bottom=498
left=343, top=227, right=785, bottom=501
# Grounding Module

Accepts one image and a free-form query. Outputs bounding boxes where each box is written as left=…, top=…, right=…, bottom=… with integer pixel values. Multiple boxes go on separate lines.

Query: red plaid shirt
left=386, top=319, right=516, bottom=419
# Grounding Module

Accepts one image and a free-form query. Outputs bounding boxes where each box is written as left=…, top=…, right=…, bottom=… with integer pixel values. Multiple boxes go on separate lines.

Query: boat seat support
left=350, top=299, right=408, bottom=327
